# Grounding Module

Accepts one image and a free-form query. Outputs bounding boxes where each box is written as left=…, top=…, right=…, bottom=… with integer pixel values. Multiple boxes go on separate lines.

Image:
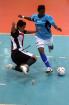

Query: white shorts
left=35, top=36, right=53, bottom=48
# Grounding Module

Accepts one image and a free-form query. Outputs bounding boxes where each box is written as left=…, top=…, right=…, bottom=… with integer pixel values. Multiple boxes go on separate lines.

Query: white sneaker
left=20, top=64, right=29, bottom=75
left=5, top=64, right=15, bottom=70
left=46, top=67, right=53, bottom=73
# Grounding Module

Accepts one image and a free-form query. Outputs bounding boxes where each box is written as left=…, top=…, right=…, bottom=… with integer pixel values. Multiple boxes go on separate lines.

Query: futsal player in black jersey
left=11, top=20, right=37, bottom=74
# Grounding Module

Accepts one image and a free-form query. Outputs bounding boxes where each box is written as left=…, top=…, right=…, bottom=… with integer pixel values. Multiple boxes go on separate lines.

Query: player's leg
left=38, top=47, right=52, bottom=73
left=19, top=51, right=37, bottom=74
left=11, top=50, right=37, bottom=74
left=35, top=36, right=52, bottom=73
left=26, top=56, right=37, bottom=66
left=47, top=37, right=54, bottom=52
left=11, top=50, right=23, bottom=72
left=7, top=52, right=37, bottom=73
left=48, top=45, right=54, bottom=52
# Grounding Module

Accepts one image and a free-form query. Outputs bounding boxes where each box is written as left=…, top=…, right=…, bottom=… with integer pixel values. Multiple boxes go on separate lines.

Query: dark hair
left=37, top=5, right=45, bottom=12
left=17, top=20, right=26, bottom=28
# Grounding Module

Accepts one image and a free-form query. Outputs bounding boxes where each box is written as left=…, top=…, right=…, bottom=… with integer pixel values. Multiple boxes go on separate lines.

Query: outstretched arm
left=25, top=30, right=36, bottom=34
left=18, top=15, right=32, bottom=21
left=53, top=24, right=62, bottom=32
left=11, top=22, right=16, bottom=33
left=48, top=16, right=62, bottom=32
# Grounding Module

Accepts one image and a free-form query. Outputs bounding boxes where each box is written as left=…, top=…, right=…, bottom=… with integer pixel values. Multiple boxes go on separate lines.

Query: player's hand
left=58, top=28, right=62, bottom=32
left=18, top=15, right=23, bottom=18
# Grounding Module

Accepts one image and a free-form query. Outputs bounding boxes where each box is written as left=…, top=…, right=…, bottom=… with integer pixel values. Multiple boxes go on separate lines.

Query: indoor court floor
left=0, top=34, right=69, bottom=105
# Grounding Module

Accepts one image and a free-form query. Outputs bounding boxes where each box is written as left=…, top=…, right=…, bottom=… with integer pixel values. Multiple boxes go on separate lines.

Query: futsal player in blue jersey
left=18, top=5, right=62, bottom=73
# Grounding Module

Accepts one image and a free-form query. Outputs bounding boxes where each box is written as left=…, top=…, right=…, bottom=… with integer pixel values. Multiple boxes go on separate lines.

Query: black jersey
left=11, top=29, right=27, bottom=51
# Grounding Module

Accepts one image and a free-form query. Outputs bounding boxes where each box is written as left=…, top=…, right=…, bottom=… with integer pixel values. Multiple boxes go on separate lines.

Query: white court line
left=0, top=104, right=16, bottom=105
left=59, top=57, right=66, bottom=59
left=0, top=83, right=6, bottom=86
left=36, top=55, right=69, bottom=60
left=0, top=53, right=69, bottom=60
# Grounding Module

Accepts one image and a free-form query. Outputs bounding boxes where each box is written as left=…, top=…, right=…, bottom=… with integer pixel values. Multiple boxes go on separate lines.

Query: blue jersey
left=31, top=14, right=56, bottom=40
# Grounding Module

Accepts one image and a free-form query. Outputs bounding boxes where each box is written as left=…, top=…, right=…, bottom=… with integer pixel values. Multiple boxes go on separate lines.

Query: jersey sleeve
left=47, top=16, right=56, bottom=26
left=30, top=14, right=36, bottom=21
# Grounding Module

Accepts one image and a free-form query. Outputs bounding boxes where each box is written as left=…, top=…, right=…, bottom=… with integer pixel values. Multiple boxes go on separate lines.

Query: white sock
left=20, top=64, right=29, bottom=74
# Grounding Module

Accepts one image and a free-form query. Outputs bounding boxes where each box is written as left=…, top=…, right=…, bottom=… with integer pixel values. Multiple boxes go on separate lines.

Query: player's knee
left=32, top=56, right=37, bottom=62
left=27, top=56, right=37, bottom=66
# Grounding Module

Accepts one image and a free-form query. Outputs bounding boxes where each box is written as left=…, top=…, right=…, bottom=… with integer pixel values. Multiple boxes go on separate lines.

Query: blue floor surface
left=0, top=35, right=69, bottom=105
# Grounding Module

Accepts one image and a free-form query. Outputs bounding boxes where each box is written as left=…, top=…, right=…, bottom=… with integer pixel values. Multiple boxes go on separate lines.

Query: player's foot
left=6, top=64, right=22, bottom=72
left=48, top=45, right=54, bottom=53
left=6, top=64, right=15, bottom=70
left=45, top=67, right=53, bottom=73
left=20, top=64, right=29, bottom=75
left=14, top=66, right=23, bottom=72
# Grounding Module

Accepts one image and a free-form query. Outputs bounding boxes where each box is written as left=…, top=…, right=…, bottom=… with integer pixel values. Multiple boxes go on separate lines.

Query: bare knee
left=38, top=47, right=45, bottom=54
left=32, top=56, right=37, bottom=61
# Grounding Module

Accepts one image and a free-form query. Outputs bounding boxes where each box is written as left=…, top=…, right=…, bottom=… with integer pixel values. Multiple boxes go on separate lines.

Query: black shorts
left=11, top=50, right=33, bottom=66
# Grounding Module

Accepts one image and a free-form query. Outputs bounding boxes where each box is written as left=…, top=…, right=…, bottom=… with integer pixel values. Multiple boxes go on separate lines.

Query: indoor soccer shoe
left=48, top=45, right=54, bottom=53
left=46, top=67, right=53, bottom=73
left=6, top=64, right=15, bottom=70
left=20, top=64, right=29, bottom=74
left=14, top=66, right=23, bottom=72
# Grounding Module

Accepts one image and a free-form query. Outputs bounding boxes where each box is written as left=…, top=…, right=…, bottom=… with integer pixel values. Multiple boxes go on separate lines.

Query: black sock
left=14, top=65, right=22, bottom=72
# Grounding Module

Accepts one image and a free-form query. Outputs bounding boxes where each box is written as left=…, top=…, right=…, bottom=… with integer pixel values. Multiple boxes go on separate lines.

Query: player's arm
left=18, top=15, right=32, bottom=21
left=24, top=30, right=36, bottom=34
left=11, top=22, right=16, bottom=33
left=53, top=24, right=62, bottom=32
left=11, top=22, right=18, bottom=38
left=48, top=16, right=62, bottom=32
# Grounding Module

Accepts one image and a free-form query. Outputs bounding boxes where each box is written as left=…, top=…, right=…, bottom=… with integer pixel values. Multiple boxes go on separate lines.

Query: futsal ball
left=57, top=67, right=65, bottom=76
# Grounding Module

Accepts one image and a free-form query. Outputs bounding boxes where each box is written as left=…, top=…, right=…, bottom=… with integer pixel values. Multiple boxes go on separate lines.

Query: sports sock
left=40, top=53, right=51, bottom=67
